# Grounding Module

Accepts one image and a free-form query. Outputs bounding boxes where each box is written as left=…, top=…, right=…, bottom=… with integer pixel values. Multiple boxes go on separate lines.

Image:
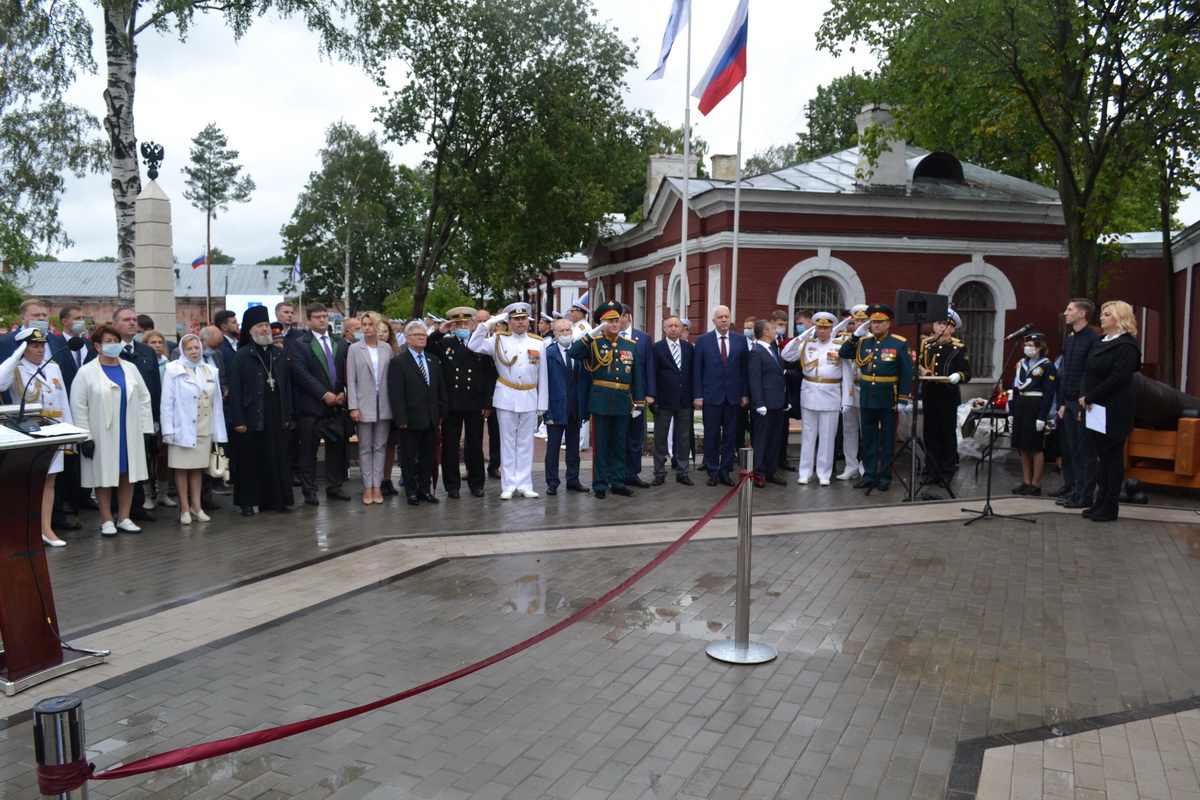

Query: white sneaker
left=500, top=491, right=513, bottom=500
left=522, top=490, right=540, bottom=499
left=179, top=511, right=192, bottom=525
left=116, top=518, right=142, bottom=533
left=534, top=431, right=548, bottom=440
left=798, top=476, right=810, bottom=485
left=836, top=470, right=858, bottom=481
left=819, top=479, right=831, bottom=486
left=100, top=520, right=117, bottom=536
left=193, top=509, right=211, bottom=522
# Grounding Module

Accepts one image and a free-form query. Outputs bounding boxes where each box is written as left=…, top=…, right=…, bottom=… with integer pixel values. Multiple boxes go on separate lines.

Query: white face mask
left=743, top=328, right=753, bottom=338
left=557, top=334, right=573, bottom=348
left=1023, top=345, right=1038, bottom=359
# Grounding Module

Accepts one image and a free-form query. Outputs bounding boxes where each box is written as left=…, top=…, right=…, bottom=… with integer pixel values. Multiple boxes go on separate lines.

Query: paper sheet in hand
left=1084, top=404, right=1107, bottom=434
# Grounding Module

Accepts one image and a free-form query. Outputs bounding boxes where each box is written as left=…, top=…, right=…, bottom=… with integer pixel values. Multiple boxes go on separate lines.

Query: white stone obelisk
left=134, top=180, right=178, bottom=338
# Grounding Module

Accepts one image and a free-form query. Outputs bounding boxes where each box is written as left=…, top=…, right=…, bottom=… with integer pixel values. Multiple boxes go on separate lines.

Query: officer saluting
left=918, top=308, right=971, bottom=485
left=568, top=294, right=591, bottom=340
left=430, top=307, right=494, bottom=499
left=569, top=300, right=645, bottom=498
left=837, top=303, right=913, bottom=491
left=782, top=311, right=849, bottom=486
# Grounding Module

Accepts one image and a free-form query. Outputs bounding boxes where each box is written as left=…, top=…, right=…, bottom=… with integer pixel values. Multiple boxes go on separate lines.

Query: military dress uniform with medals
left=468, top=302, right=547, bottom=498
left=429, top=306, right=494, bottom=498
left=569, top=301, right=645, bottom=497
left=918, top=309, right=971, bottom=482
left=837, top=304, right=913, bottom=490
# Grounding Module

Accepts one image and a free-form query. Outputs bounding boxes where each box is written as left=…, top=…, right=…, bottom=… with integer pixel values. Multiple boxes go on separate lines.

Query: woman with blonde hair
left=1078, top=300, right=1141, bottom=522
left=347, top=311, right=394, bottom=504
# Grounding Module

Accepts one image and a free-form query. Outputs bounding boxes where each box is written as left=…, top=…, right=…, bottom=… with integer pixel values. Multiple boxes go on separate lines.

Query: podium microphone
left=6, top=336, right=87, bottom=434
left=1004, top=323, right=1036, bottom=341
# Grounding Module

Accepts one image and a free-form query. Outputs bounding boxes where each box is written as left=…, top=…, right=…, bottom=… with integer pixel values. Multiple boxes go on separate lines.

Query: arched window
left=953, top=281, right=995, bottom=376
left=794, top=276, right=843, bottom=313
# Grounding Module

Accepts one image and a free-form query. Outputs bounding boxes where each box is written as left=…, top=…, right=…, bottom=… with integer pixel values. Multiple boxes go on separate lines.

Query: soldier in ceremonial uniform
left=838, top=303, right=913, bottom=491
left=469, top=302, right=547, bottom=499
left=430, top=307, right=494, bottom=499
left=569, top=300, right=645, bottom=498
left=783, top=311, right=847, bottom=485
left=836, top=305, right=869, bottom=481
left=568, top=295, right=591, bottom=340
left=918, top=309, right=971, bottom=485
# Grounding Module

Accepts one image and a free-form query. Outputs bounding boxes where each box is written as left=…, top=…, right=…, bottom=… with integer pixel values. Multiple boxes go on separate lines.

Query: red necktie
left=720, top=336, right=728, bottom=364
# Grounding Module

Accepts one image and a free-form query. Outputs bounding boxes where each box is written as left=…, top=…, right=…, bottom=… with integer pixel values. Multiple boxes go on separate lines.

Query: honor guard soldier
left=430, top=307, right=494, bottom=499
left=469, top=302, right=547, bottom=499
left=569, top=300, right=645, bottom=498
left=782, top=311, right=848, bottom=485
left=838, top=303, right=913, bottom=491
left=918, top=308, right=971, bottom=485
left=568, top=294, right=591, bottom=340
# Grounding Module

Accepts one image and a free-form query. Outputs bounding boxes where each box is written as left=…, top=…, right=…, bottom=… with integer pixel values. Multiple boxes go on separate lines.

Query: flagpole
left=730, top=81, right=744, bottom=321
left=680, top=1, right=692, bottom=322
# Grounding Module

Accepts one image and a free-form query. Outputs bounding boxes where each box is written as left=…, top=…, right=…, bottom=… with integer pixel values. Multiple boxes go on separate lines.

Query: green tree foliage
left=282, top=122, right=425, bottom=314
left=182, top=124, right=255, bottom=232
left=819, top=0, right=1200, bottom=298
left=795, top=70, right=884, bottom=162
left=744, top=144, right=798, bottom=178
left=360, top=0, right=644, bottom=316
left=0, top=0, right=106, bottom=268
left=256, top=255, right=294, bottom=266
left=611, top=111, right=711, bottom=220
left=383, top=273, right=475, bottom=321
left=82, top=255, right=117, bottom=262
left=207, top=246, right=235, bottom=265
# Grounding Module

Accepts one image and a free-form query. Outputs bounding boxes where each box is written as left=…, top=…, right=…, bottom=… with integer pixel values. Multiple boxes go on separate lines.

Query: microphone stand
left=962, top=336, right=1035, bottom=526
left=5, top=338, right=86, bottom=434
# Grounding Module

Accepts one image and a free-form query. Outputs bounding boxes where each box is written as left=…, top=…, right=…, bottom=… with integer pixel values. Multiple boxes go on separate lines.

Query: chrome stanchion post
left=706, top=447, right=777, bottom=665
left=33, top=695, right=88, bottom=799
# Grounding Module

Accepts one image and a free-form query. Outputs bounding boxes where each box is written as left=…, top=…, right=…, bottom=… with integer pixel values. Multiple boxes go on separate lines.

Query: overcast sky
left=53, top=0, right=1198, bottom=264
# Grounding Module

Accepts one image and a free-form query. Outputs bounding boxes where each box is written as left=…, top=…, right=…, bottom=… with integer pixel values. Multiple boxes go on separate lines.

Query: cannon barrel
left=1133, top=373, right=1200, bottom=430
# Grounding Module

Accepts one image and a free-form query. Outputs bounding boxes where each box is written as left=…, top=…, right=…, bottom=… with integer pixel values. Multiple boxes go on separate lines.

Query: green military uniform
left=837, top=303, right=913, bottom=489
left=569, top=300, right=645, bottom=497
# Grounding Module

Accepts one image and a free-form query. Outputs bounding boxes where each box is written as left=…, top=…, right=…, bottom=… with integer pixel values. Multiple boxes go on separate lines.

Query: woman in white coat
left=70, top=323, right=154, bottom=536
left=0, top=328, right=73, bottom=546
left=347, top=311, right=394, bottom=505
left=161, top=334, right=227, bottom=524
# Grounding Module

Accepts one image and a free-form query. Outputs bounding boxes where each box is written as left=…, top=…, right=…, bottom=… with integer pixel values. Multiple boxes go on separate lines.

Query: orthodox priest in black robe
left=226, top=305, right=295, bottom=515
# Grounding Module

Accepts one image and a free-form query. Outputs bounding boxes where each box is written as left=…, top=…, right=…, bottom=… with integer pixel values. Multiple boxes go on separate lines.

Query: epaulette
left=527, top=333, right=543, bottom=341
left=891, top=334, right=907, bottom=342
left=949, top=337, right=963, bottom=344
left=496, top=330, right=512, bottom=336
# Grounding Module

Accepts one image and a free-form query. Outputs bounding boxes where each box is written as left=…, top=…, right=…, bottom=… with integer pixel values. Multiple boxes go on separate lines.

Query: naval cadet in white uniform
left=783, top=311, right=849, bottom=485
left=837, top=304, right=869, bottom=481
left=469, top=302, right=548, bottom=499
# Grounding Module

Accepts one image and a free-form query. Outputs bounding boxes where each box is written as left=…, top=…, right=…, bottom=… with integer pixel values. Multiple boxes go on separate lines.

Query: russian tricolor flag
left=692, top=0, right=747, bottom=116
left=191, top=252, right=206, bottom=269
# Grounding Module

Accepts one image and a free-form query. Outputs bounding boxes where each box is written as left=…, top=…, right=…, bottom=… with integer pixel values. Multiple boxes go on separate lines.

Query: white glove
left=854, top=320, right=871, bottom=337
left=898, top=401, right=912, bottom=414
left=756, top=406, right=767, bottom=416
left=161, top=434, right=174, bottom=445
left=948, top=373, right=961, bottom=385
left=631, top=407, right=642, bottom=419
left=1036, top=419, right=1046, bottom=432
left=786, top=404, right=792, bottom=411
left=1007, top=416, right=1014, bottom=427
left=831, top=317, right=851, bottom=336
left=486, top=313, right=508, bottom=328
left=590, top=323, right=607, bottom=338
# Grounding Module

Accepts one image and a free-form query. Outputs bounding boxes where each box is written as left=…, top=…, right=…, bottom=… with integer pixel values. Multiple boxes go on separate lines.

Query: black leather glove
left=145, top=433, right=157, bottom=451
left=80, top=441, right=95, bottom=459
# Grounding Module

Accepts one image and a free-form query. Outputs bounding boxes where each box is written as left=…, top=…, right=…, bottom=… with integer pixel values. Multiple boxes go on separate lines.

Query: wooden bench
left=1124, top=417, right=1200, bottom=489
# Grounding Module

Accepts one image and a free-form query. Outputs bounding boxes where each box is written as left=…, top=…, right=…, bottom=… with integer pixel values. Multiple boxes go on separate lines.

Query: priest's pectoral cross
left=266, top=371, right=277, bottom=391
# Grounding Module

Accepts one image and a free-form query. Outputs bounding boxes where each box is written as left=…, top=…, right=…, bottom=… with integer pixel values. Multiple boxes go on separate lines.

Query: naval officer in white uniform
left=783, top=311, right=849, bottom=485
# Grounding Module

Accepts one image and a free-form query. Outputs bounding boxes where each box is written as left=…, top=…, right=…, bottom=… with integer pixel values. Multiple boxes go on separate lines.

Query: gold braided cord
left=853, top=337, right=876, bottom=369
left=494, top=335, right=517, bottom=367
left=583, top=335, right=615, bottom=373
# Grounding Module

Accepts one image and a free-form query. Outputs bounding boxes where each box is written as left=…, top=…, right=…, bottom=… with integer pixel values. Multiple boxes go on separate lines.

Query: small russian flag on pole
left=191, top=252, right=206, bottom=269
left=692, top=0, right=747, bottom=116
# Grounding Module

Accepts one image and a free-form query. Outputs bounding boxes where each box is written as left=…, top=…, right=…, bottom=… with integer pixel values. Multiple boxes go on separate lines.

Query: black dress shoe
left=326, top=489, right=353, bottom=501
left=767, top=474, right=787, bottom=486
left=304, top=494, right=319, bottom=506
left=594, top=490, right=606, bottom=499
left=1048, top=485, right=1071, bottom=498
left=628, top=478, right=651, bottom=489
left=707, top=476, right=719, bottom=487
left=488, top=468, right=502, bottom=480
left=471, top=489, right=486, bottom=498
left=875, top=483, right=890, bottom=492
left=546, top=486, right=558, bottom=495
left=130, top=507, right=156, bottom=522
left=419, top=492, right=439, bottom=504
left=55, top=519, right=83, bottom=531
left=291, top=476, right=302, bottom=487
left=718, top=475, right=735, bottom=487
left=241, top=506, right=255, bottom=517
left=1022, top=485, right=1042, bottom=496
left=381, top=480, right=399, bottom=497
left=446, top=490, right=460, bottom=499
left=677, top=475, right=694, bottom=486
left=78, top=497, right=100, bottom=510
left=853, top=479, right=873, bottom=489
left=566, top=483, right=590, bottom=493
left=778, top=463, right=797, bottom=472
left=407, top=496, right=420, bottom=506
left=1061, top=497, right=1089, bottom=509
left=202, top=499, right=222, bottom=510
left=651, top=475, right=666, bottom=486
left=611, top=486, right=634, bottom=497
left=1012, top=483, right=1030, bottom=495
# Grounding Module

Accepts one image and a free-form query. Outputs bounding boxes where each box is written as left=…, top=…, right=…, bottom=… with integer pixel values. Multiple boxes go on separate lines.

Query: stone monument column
left=134, top=142, right=178, bottom=338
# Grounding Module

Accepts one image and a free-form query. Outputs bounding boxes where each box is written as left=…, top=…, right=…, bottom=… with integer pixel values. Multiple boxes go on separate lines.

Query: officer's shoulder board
left=496, top=330, right=512, bottom=337
left=527, top=333, right=543, bottom=341
left=891, top=334, right=907, bottom=343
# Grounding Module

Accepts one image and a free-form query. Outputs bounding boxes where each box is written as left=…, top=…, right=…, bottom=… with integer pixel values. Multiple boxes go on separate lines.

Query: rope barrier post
left=33, top=695, right=88, bottom=798
left=706, top=447, right=777, bottom=665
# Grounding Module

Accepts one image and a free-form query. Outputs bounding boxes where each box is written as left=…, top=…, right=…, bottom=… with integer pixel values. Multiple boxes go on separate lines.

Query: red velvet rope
left=52, top=475, right=752, bottom=786
left=37, top=760, right=96, bottom=795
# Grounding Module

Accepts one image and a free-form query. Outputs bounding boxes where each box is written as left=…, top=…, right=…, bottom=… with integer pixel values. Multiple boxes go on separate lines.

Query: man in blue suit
left=619, top=304, right=656, bottom=488
left=544, top=318, right=589, bottom=495
left=651, top=315, right=695, bottom=486
left=747, top=320, right=789, bottom=485
left=214, top=309, right=240, bottom=367
left=692, top=305, right=750, bottom=486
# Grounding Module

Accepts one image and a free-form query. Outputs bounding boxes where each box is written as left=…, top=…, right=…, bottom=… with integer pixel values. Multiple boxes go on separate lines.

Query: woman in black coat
left=1078, top=300, right=1141, bottom=521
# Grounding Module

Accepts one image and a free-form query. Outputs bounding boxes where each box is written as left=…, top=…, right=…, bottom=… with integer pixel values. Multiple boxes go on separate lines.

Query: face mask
left=69, top=320, right=86, bottom=335
left=184, top=355, right=203, bottom=367
left=29, top=320, right=49, bottom=333
left=133, top=332, right=143, bottom=343
left=101, top=343, right=123, bottom=358
left=454, top=328, right=470, bottom=341
left=1023, top=345, right=1038, bottom=359
left=202, top=347, right=215, bottom=358
left=743, top=328, right=753, bottom=338
left=776, top=326, right=786, bottom=336
left=795, top=324, right=803, bottom=335
left=354, top=332, right=365, bottom=341
left=557, top=334, right=573, bottom=348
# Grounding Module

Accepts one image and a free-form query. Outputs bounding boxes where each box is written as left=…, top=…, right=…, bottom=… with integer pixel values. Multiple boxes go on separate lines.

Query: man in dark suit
left=388, top=322, right=448, bottom=504
left=429, top=307, right=494, bottom=499
left=287, top=302, right=351, bottom=505
left=692, top=305, right=750, bottom=486
left=747, top=320, right=789, bottom=485
left=274, top=301, right=306, bottom=346
left=651, top=315, right=695, bottom=486
left=51, top=304, right=88, bottom=393
left=214, top=310, right=239, bottom=366
left=619, top=305, right=656, bottom=488
left=49, top=304, right=88, bottom=528
left=544, top=318, right=588, bottom=495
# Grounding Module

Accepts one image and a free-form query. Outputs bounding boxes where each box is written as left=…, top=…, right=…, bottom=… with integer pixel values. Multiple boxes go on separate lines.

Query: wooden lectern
left=0, top=406, right=107, bottom=695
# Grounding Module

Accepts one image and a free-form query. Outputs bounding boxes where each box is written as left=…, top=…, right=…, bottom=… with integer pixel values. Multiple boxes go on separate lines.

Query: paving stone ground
left=2, top=448, right=1200, bottom=799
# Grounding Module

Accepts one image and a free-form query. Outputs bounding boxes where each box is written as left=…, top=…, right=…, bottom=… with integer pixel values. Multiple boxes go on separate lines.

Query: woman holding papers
left=0, top=328, right=73, bottom=546
left=1078, top=300, right=1141, bottom=522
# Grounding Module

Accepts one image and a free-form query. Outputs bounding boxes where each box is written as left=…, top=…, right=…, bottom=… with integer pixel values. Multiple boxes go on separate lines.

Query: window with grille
left=952, top=281, right=995, bottom=377
left=794, top=276, right=843, bottom=313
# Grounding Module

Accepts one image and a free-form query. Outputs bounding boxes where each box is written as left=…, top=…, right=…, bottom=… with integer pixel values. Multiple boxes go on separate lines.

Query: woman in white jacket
left=70, top=323, right=154, bottom=536
left=0, top=328, right=73, bottom=546
left=160, top=334, right=227, bottom=524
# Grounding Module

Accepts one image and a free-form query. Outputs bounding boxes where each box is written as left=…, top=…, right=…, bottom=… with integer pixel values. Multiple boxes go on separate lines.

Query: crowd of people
left=0, top=291, right=1141, bottom=544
